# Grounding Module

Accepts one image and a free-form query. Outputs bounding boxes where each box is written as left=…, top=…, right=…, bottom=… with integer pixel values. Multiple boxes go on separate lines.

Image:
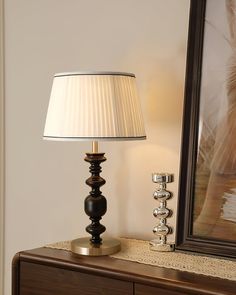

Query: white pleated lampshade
left=44, top=71, right=146, bottom=141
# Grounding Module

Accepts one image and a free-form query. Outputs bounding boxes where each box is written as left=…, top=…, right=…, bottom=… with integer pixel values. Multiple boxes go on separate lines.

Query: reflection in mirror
left=193, top=0, right=236, bottom=242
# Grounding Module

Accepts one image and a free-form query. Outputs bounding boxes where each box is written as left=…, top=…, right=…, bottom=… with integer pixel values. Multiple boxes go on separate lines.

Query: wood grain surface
left=12, top=247, right=236, bottom=295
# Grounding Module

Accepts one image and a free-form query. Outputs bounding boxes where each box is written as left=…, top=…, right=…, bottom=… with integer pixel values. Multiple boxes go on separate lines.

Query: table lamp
left=43, top=71, right=146, bottom=256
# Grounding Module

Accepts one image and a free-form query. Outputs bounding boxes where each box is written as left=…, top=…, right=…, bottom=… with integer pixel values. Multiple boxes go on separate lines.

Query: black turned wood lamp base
left=71, top=151, right=121, bottom=256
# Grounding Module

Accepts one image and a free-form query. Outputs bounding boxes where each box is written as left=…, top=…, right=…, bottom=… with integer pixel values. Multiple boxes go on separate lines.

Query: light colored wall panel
left=4, top=1, right=190, bottom=294
left=0, top=0, right=4, bottom=294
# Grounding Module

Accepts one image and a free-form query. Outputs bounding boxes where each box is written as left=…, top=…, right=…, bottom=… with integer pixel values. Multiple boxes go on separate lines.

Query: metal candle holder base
left=150, top=173, right=175, bottom=252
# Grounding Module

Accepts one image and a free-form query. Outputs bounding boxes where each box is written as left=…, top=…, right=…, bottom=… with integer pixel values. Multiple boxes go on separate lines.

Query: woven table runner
left=45, top=238, right=236, bottom=281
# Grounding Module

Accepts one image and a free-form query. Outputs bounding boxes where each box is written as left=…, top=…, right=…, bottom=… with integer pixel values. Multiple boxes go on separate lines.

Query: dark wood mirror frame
left=176, top=0, right=236, bottom=259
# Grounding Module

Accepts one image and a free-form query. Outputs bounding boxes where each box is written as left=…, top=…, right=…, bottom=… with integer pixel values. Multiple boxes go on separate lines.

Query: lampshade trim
left=54, top=71, right=135, bottom=78
left=43, top=135, right=146, bottom=141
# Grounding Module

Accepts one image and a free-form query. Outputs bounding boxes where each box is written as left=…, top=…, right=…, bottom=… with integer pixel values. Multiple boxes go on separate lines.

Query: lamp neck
left=92, top=141, right=99, bottom=153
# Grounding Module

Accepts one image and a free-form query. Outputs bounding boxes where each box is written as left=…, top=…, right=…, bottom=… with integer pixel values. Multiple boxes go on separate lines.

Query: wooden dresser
left=12, top=247, right=236, bottom=295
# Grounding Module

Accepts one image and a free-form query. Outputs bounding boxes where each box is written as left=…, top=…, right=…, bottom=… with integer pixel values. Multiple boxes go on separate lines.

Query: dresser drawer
left=135, top=283, right=188, bottom=295
left=20, top=261, right=133, bottom=295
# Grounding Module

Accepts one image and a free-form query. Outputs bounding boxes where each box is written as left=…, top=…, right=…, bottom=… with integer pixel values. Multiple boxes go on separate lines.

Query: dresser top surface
left=15, top=247, right=236, bottom=295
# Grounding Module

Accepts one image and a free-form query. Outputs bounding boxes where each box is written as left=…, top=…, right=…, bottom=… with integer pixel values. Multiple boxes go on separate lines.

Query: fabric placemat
left=45, top=238, right=236, bottom=281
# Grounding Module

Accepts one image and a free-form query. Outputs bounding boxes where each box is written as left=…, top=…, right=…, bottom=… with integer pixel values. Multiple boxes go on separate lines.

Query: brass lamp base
left=71, top=237, right=121, bottom=256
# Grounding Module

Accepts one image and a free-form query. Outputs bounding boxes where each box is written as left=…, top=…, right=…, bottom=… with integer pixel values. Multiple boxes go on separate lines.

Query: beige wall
left=4, top=0, right=190, bottom=294
left=0, top=0, right=5, bottom=294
